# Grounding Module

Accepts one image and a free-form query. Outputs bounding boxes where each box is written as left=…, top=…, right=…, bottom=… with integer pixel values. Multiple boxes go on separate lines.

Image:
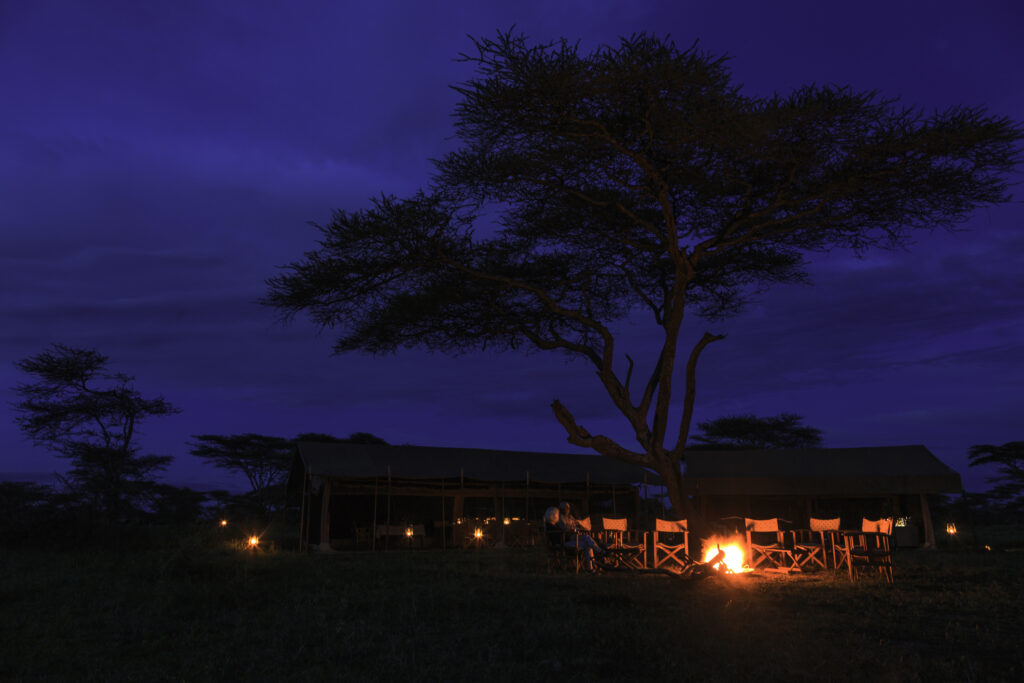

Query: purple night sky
left=1, top=1, right=1021, bottom=493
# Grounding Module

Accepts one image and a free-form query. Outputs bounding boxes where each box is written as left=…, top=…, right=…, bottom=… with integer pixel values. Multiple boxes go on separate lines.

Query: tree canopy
left=189, top=432, right=390, bottom=516
left=188, top=433, right=294, bottom=516
left=689, top=413, right=824, bottom=450
left=12, top=344, right=179, bottom=520
left=968, top=441, right=1024, bottom=512
left=264, top=31, right=1022, bottom=517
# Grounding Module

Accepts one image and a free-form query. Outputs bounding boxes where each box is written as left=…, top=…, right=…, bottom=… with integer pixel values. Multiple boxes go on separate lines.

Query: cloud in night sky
left=1, top=0, right=1021, bottom=492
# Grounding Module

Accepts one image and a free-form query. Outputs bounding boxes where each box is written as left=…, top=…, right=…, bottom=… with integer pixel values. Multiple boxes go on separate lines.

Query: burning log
left=705, top=546, right=727, bottom=571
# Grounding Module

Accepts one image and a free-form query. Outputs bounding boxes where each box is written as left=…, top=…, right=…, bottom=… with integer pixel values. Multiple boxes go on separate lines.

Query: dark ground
left=1, top=528, right=1022, bottom=682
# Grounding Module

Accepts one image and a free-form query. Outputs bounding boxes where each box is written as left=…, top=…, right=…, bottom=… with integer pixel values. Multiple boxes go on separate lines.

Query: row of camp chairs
left=547, top=515, right=894, bottom=583
left=545, top=516, right=692, bottom=573
left=746, top=517, right=894, bottom=583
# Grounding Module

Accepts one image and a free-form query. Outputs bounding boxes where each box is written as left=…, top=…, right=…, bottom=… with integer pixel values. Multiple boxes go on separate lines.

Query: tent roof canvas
left=681, top=445, right=962, bottom=496
left=292, top=442, right=661, bottom=486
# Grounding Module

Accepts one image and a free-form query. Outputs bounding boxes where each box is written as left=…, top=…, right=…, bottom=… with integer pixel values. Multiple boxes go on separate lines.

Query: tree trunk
left=659, top=460, right=710, bottom=542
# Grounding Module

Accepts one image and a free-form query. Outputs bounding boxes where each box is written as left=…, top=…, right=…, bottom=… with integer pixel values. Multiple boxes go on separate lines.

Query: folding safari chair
left=745, top=518, right=799, bottom=570
left=839, top=518, right=894, bottom=584
left=600, top=517, right=647, bottom=569
left=651, top=518, right=690, bottom=571
left=544, top=522, right=586, bottom=573
left=793, top=517, right=840, bottom=570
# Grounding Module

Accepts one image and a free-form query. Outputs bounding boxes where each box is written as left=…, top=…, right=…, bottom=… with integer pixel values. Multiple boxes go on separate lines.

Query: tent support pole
left=385, top=464, right=392, bottom=551
left=319, top=479, right=332, bottom=550
left=920, top=493, right=936, bottom=548
left=372, top=477, right=378, bottom=551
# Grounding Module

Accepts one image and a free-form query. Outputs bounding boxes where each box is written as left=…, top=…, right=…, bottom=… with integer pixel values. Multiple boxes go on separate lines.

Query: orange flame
left=473, top=527, right=483, bottom=539
left=248, top=535, right=259, bottom=548
left=702, top=536, right=751, bottom=573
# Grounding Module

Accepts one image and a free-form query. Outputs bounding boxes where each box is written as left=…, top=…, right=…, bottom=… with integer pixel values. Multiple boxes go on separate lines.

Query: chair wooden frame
left=834, top=518, right=894, bottom=584
left=745, top=518, right=799, bottom=569
left=651, top=518, right=690, bottom=570
left=792, top=517, right=840, bottom=570
left=544, top=523, right=585, bottom=574
left=600, top=517, right=647, bottom=569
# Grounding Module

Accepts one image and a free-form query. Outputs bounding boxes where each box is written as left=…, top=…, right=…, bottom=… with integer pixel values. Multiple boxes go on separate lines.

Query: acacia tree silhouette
left=690, top=413, right=824, bottom=450
left=13, top=344, right=179, bottom=520
left=264, top=31, right=1022, bottom=520
left=968, top=441, right=1024, bottom=512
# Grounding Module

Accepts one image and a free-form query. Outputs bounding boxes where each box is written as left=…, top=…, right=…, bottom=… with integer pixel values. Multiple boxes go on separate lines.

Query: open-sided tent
left=288, top=442, right=660, bottom=551
left=681, top=445, right=962, bottom=546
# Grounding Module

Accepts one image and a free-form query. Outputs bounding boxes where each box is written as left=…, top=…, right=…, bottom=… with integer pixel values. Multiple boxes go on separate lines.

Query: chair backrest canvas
left=746, top=518, right=780, bottom=533
left=810, top=517, right=840, bottom=532
left=577, top=517, right=592, bottom=531
left=862, top=518, right=893, bottom=534
left=655, top=518, right=687, bottom=533
left=602, top=517, right=628, bottom=532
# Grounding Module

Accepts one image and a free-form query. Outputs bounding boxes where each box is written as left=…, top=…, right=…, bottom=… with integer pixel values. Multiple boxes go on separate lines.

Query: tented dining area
left=287, top=441, right=655, bottom=551
left=681, top=445, right=963, bottom=548
left=288, top=441, right=963, bottom=584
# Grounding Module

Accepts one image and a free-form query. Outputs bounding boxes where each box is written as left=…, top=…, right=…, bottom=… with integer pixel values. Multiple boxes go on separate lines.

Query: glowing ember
left=248, top=535, right=259, bottom=548
left=701, top=536, right=751, bottom=573
left=219, top=519, right=228, bottom=527
left=473, top=527, right=483, bottom=539
left=946, top=522, right=958, bottom=535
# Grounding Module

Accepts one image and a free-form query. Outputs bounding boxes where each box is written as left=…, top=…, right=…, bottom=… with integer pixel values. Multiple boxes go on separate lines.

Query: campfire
left=701, top=535, right=751, bottom=573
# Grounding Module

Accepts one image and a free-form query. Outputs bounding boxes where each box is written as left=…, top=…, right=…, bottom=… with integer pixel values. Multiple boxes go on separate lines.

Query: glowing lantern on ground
left=473, top=527, right=483, bottom=539
left=946, top=522, right=958, bottom=535
left=248, top=535, right=259, bottom=548
left=503, top=517, right=510, bottom=525
left=220, top=519, right=228, bottom=527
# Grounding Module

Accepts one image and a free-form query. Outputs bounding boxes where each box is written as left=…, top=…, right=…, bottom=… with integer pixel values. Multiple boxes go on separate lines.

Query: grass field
left=1, top=533, right=1022, bottom=682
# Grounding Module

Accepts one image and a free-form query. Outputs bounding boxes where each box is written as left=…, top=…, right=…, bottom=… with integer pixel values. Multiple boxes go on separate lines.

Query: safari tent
left=288, top=442, right=659, bottom=551
left=681, top=445, right=962, bottom=547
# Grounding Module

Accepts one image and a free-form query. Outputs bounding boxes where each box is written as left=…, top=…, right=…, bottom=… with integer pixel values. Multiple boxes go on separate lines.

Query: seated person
left=558, top=501, right=607, bottom=552
left=544, top=505, right=605, bottom=570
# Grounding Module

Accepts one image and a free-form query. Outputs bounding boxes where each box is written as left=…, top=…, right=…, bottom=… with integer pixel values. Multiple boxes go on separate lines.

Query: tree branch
left=671, top=332, right=727, bottom=459
left=551, top=399, right=652, bottom=469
